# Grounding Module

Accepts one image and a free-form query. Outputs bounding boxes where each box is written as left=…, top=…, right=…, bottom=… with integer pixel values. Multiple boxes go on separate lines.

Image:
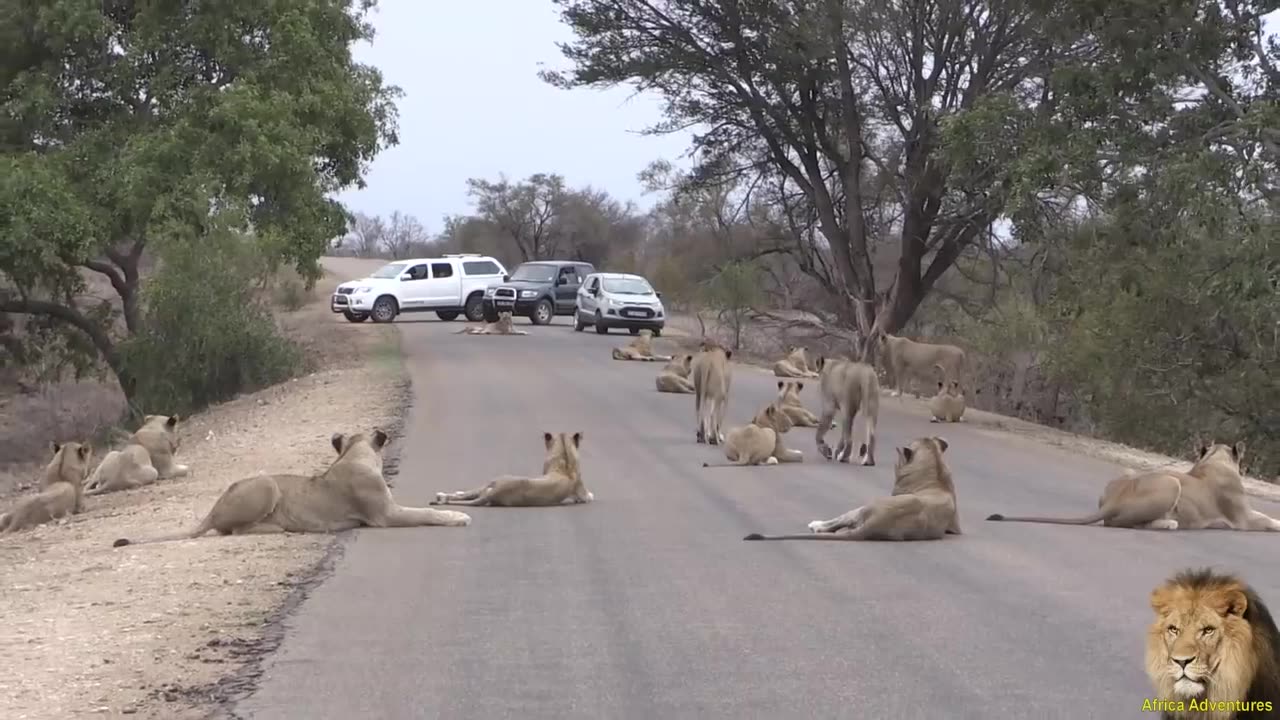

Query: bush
left=118, top=230, right=306, bottom=416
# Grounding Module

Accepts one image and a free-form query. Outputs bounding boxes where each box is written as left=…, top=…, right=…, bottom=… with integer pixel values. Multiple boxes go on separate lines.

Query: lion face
left=1147, top=576, right=1252, bottom=700
left=50, top=440, right=94, bottom=481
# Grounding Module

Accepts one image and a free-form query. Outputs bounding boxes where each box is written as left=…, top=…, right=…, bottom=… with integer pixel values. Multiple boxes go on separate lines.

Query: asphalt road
left=236, top=312, right=1280, bottom=720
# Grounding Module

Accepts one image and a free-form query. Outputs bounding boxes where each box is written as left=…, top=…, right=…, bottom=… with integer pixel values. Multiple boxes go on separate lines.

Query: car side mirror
left=655, top=291, right=663, bottom=299
left=502, top=274, right=510, bottom=282
left=400, top=273, right=412, bottom=281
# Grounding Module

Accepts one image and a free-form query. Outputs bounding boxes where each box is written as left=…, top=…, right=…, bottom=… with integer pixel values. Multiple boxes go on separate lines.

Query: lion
left=928, top=367, right=966, bottom=423
left=986, top=441, right=1280, bottom=531
left=1, top=441, right=94, bottom=534
left=743, top=436, right=960, bottom=541
left=84, top=414, right=188, bottom=495
left=772, top=346, right=819, bottom=378
left=456, top=311, right=528, bottom=335
left=702, top=401, right=803, bottom=467
left=1145, top=568, right=1280, bottom=720
left=813, top=356, right=880, bottom=466
left=430, top=431, right=592, bottom=507
left=879, top=334, right=968, bottom=398
left=612, top=329, right=671, bottom=361
left=655, top=354, right=696, bottom=394
left=775, top=380, right=820, bottom=427
left=110, top=430, right=471, bottom=547
left=691, top=343, right=733, bottom=445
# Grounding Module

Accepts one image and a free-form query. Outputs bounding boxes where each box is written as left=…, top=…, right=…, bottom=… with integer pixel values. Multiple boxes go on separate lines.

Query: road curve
left=236, top=313, right=1280, bottom=720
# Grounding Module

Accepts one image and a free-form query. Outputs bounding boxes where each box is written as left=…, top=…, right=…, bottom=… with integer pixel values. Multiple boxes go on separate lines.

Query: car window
left=462, top=260, right=500, bottom=276
left=405, top=264, right=429, bottom=280
left=587, top=276, right=600, bottom=292
left=559, top=266, right=578, bottom=285
left=371, top=262, right=408, bottom=279
left=602, top=277, right=653, bottom=295
left=431, top=262, right=454, bottom=279
left=509, top=264, right=557, bottom=282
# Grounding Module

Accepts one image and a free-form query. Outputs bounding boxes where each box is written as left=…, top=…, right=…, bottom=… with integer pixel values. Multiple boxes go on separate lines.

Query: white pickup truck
left=330, top=254, right=509, bottom=323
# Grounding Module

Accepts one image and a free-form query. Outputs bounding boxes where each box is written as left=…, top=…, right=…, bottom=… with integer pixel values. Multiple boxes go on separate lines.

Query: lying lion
left=987, top=441, right=1280, bottom=531
left=1, top=441, right=93, bottom=534
left=775, top=380, right=820, bottom=427
left=111, top=430, right=470, bottom=547
left=85, top=414, right=189, bottom=495
left=655, top=354, right=695, bottom=393
left=612, top=329, right=671, bottom=361
left=744, top=436, right=959, bottom=541
left=879, top=334, right=968, bottom=398
left=430, top=431, right=592, bottom=506
left=456, top=311, right=528, bottom=335
left=702, top=401, right=802, bottom=467
left=1145, top=568, right=1280, bottom=719
left=928, top=371, right=966, bottom=423
left=772, top=346, right=819, bottom=378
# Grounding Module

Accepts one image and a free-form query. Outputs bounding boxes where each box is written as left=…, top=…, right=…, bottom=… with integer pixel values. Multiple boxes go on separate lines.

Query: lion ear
left=571, top=431, right=582, bottom=448
left=1198, top=444, right=1209, bottom=459
left=725, top=349, right=733, bottom=361
left=815, top=356, right=825, bottom=372
left=50, top=441, right=61, bottom=455
left=796, top=381, right=803, bottom=392
left=934, top=437, right=949, bottom=452
left=544, top=432, right=554, bottom=449
left=777, top=380, right=784, bottom=390
left=898, top=447, right=914, bottom=464
left=78, top=444, right=91, bottom=460
left=166, top=416, right=179, bottom=428
left=1211, top=586, right=1249, bottom=618
left=1232, top=441, right=1246, bottom=462
left=684, top=354, right=692, bottom=362
left=371, top=430, right=389, bottom=449
left=331, top=433, right=345, bottom=454
left=765, top=405, right=776, bottom=416
left=1150, top=587, right=1174, bottom=615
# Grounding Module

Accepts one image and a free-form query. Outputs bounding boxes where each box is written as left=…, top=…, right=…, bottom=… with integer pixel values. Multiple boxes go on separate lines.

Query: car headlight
left=355, top=286, right=372, bottom=294
left=519, top=290, right=538, bottom=299
left=484, top=288, right=496, bottom=297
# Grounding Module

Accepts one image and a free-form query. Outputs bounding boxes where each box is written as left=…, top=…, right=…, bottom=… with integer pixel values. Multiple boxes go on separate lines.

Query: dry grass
left=0, top=257, right=400, bottom=720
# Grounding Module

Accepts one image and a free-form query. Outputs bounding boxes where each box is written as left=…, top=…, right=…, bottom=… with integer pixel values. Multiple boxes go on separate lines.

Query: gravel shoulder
left=0, top=257, right=400, bottom=720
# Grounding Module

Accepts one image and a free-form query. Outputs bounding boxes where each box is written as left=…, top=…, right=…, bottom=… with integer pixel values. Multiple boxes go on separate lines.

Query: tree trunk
left=0, top=297, right=138, bottom=405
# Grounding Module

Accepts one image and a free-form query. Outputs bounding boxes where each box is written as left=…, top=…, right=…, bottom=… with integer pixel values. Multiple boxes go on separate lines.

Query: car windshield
left=509, top=264, right=557, bottom=282
left=603, top=277, right=653, bottom=295
left=370, top=262, right=408, bottom=279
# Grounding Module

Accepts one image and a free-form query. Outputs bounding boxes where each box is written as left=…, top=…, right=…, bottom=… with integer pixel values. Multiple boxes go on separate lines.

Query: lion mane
left=1146, top=568, right=1280, bottom=720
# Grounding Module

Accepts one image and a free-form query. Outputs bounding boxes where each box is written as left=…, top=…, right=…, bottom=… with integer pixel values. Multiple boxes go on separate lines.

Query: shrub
left=118, top=230, right=306, bottom=416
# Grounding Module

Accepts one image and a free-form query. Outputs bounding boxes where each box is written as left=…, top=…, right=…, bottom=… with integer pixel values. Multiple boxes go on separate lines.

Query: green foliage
left=0, top=0, right=399, bottom=399
left=118, top=228, right=306, bottom=417
left=701, top=261, right=763, bottom=350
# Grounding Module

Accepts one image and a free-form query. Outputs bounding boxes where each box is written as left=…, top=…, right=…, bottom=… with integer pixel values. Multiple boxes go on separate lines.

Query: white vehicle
left=331, top=254, right=509, bottom=324
left=574, top=272, right=666, bottom=335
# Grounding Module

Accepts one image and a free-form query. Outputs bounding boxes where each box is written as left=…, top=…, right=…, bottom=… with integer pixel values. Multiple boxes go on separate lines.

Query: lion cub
left=775, top=380, right=820, bottom=427
left=703, top=402, right=803, bottom=467
left=744, top=436, right=959, bottom=541
left=431, top=431, right=592, bottom=507
left=84, top=414, right=188, bottom=495
left=655, top=354, right=696, bottom=393
left=456, top=311, right=528, bottom=335
left=1, top=441, right=93, bottom=534
left=772, top=346, right=819, bottom=378
left=928, top=377, right=966, bottom=423
left=613, top=329, right=671, bottom=361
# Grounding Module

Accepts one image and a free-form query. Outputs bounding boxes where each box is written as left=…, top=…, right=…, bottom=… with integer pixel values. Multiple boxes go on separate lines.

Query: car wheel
left=436, top=311, right=460, bottom=321
left=594, top=312, right=608, bottom=334
left=464, top=294, right=485, bottom=322
left=371, top=296, right=397, bottom=323
left=343, top=311, right=369, bottom=323
left=531, top=299, right=554, bottom=325
left=574, top=312, right=586, bottom=332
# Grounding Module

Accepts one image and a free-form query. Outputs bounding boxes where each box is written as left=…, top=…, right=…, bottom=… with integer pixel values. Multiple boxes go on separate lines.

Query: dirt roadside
left=662, top=312, right=1280, bottom=503
left=0, top=257, right=401, bottom=720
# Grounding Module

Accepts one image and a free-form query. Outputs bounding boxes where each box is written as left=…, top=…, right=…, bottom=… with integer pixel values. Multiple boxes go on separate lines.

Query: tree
left=345, top=212, right=390, bottom=258
left=382, top=211, right=430, bottom=259
left=465, top=173, right=568, bottom=261
left=543, top=0, right=1083, bottom=346
left=0, top=0, right=400, bottom=401
left=701, top=260, right=764, bottom=350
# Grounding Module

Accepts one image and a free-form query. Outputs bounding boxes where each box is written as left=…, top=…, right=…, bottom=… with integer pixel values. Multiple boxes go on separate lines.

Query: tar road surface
left=235, top=313, right=1280, bottom=720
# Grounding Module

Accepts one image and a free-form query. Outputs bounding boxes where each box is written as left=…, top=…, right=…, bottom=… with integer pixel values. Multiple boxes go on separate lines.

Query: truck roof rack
left=443, top=253, right=482, bottom=257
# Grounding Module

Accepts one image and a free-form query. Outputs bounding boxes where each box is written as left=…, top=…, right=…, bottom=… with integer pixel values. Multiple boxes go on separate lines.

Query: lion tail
left=985, top=510, right=1106, bottom=525
left=112, top=512, right=216, bottom=548
left=743, top=532, right=859, bottom=541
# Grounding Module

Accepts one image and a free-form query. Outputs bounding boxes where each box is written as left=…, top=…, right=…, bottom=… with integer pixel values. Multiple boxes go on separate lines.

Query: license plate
left=623, top=310, right=644, bottom=318
left=495, top=300, right=513, bottom=307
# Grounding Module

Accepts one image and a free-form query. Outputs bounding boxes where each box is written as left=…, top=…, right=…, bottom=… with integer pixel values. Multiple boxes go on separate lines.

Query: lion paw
left=807, top=520, right=824, bottom=533
left=765, top=456, right=779, bottom=465
left=1151, top=518, right=1179, bottom=530
left=452, top=512, right=472, bottom=526
left=930, top=416, right=940, bottom=423
left=586, top=491, right=595, bottom=502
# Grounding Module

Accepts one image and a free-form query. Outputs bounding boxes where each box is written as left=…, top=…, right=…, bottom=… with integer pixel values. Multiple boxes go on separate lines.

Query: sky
left=332, top=1, right=695, bottom=236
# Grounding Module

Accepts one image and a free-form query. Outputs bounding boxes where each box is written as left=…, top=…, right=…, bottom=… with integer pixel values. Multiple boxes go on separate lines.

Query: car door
left=399, top=263, right=431, bottom=308
left=555, top=266, right=580, bottom=313
left=578, top=275, right=599, bottom=317
left=428, top=261, right=461, bottom=306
